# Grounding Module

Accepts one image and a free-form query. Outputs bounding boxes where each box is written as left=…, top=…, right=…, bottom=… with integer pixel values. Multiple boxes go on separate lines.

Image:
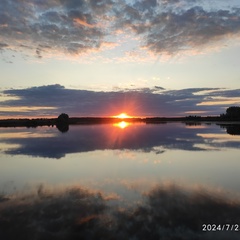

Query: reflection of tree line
left=0, top=183, right=240, bottom=240
left=184, top=122, right=240, bottom=135
left=2, top=117, right=240, bottom=159
left=218, top=105, right=240, bottom=135
left=56, top=113, right=69, bottom=132
left=56, top=119, right=240, bottom=135
left=219, top=124, right=240, bottom=135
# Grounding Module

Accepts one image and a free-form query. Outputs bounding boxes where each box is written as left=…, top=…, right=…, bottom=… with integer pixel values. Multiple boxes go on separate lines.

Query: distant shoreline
left=0, top=116, right=239, bottom=128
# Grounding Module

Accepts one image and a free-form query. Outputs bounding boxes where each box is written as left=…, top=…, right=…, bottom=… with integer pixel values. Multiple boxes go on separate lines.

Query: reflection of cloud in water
left=1, top=183, right=240, bottom=240
left=0, top=123, right=240, bottom=158
left=0, top=186, right=108, bottom=239
left=197, top=132, right=240, bottom=149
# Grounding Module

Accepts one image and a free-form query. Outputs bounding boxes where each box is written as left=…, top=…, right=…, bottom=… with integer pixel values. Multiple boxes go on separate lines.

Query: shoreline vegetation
left=0, top=116, right=239, bottom=128
left=0, top=115, right=240, bottom=128
left=0, top=106, right=240, bottom=128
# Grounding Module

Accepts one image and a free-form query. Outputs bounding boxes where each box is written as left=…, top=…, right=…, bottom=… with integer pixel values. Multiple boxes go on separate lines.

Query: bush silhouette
left=56, top=113, right=69, bottom=132
left=226, top=106, right=240, bottom=118
left=57, top=113, right=69, bottom=123
left=221, top=106, right=240, bottom=120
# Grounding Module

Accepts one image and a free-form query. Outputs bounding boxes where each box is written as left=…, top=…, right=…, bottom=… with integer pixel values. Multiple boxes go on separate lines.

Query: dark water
left=1, top=122, right=240, bottom=239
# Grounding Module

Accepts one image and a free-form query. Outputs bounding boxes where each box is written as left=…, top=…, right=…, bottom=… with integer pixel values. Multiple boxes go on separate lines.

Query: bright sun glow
left=114, top=113, right=131, bottom=119
left=113, top=121, right=130, bottom=129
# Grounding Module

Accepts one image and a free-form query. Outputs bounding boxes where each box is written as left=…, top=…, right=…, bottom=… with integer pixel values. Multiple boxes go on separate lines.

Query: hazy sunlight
left=114, top=113, right=132, bottom=119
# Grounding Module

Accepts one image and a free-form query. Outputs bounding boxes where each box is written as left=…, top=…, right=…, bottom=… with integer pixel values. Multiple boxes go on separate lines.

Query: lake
left=1, top=122, right=240, bottom=239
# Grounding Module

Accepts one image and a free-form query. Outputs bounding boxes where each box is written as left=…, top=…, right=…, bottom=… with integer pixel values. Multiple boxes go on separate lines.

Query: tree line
left=220, top=106, right=240, bottom=120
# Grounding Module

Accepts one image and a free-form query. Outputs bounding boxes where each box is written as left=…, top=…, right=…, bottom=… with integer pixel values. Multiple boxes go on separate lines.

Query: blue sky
left=1, top=0, right=240, bottom=117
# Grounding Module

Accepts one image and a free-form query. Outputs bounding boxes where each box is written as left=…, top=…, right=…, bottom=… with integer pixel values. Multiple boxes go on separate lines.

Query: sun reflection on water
left=113, top=121, right=130, bottom=129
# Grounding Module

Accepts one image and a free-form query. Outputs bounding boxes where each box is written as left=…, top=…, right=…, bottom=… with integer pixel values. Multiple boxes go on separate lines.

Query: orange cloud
left=0, top=106, right=56, bottom=112
left=73, top=18, right=94, bottom=28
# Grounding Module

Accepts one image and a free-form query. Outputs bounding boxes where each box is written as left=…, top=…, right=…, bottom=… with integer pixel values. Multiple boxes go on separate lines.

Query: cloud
left=0, top=0, right=115, bottom=57
left=118, top=1, right=240, bottom=55
left=0, top=42, right=8, bottom=49
left=1, top=84, right=240, bottom=118
left=0, top=0, right=240, bottom=59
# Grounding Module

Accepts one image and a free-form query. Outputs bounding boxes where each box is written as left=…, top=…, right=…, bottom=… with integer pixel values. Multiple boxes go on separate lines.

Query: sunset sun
left=114, top=113, right=132, bottom=119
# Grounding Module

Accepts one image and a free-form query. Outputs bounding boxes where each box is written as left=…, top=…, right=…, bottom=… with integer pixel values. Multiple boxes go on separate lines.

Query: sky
left=1, top=0, right=240, bottom=118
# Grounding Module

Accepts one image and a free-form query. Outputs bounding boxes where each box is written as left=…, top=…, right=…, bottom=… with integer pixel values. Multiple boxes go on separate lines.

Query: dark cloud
left=0, top=42, right=8, bottom=49
left=35, top=48, right=42, bottom=58
left=119, top=1, right=240, bottom=54
left=0, top=0, right=240, bottom=58
left=1, top=84, right=239, bottom=117
left=0, top=0, right=115, bottom=57
left=207, top=89, right=240, bottom=98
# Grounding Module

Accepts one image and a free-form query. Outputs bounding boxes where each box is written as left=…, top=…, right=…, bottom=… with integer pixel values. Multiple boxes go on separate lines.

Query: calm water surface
left=1, top=122, right=240, bottom=239
left=1, top=122, right=240, bottom=198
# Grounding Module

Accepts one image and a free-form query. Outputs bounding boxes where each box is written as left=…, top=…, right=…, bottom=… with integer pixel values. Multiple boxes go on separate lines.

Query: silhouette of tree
left=226, top=106, right=240, bottom=118
left=220, top=106, right=240, bottom=120
left=57, top=113, right=69, bottom=123
left=56, top=113, right=69, bottom=133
